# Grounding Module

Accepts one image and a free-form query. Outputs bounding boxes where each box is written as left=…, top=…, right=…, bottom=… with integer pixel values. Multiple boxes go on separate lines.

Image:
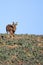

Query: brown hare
left=6, top=22, right=18, bottom=37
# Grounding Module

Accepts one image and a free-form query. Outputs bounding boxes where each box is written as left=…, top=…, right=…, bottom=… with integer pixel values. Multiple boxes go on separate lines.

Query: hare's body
left=6, top=22, right=17, bottom=37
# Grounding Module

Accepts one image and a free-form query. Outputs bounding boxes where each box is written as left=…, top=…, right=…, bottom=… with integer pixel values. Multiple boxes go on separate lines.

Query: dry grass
left=0, top=34, right=43, bottom=65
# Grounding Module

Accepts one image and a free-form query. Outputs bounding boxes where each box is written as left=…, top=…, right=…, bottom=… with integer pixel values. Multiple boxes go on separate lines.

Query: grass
left=0, top=34, right=43, bottom=65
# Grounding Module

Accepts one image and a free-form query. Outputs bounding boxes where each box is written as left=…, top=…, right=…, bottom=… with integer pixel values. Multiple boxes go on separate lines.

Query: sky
left=0, top=0, right=43, bottom=35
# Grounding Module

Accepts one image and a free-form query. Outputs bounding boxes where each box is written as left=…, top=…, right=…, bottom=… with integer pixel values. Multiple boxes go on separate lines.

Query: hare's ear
left=12, top=21, right=15, bottom=25
left=15, top=22, right=18, bottom=25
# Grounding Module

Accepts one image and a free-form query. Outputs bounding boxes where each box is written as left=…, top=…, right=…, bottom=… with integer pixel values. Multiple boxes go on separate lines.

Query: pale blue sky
left=0, top=0, right=43, bottom=34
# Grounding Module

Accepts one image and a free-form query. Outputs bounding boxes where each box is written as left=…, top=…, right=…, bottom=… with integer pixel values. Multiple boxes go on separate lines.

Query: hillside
left=0, top=34, right=43, bottom=65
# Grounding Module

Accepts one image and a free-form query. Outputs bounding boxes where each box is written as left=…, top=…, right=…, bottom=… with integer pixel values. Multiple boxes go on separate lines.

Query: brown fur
left=6, top=22, right=17, bottom=37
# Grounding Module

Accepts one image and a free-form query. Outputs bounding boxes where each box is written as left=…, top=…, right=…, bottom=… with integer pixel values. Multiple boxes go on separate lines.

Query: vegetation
left=0, top=34, right=43, bottom=65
